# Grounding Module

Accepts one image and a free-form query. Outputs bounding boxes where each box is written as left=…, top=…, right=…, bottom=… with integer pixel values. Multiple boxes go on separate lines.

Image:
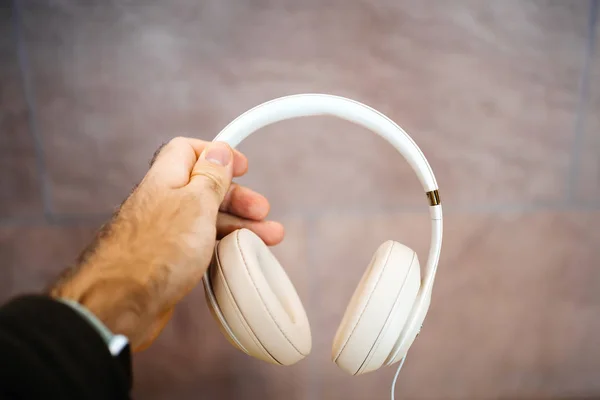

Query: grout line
left=566, top=0, right=598, bottom=204
left=0, top=212, right=111, bottom=228
left=0, top=215, right=45, bottom=228
left=439, top=200, right=600, bottom=214
left=11, top=0, right=54, bottom=219
left=2, top=202, right=600, bottom=228
left=284, top=201, right=600, bottom=218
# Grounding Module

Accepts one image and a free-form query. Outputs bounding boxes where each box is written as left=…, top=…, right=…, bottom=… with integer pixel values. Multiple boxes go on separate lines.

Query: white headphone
left=202, top=94, right=443, bottom=397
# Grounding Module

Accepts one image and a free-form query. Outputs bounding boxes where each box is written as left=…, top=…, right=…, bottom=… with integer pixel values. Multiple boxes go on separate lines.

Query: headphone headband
left=212, top=93, right=442, bottom=363
left=214, top=93, right=438, bottom=192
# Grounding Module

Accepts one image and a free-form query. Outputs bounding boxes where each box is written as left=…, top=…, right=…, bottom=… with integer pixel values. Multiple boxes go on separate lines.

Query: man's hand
left=50, top=137, right=283, bottom=351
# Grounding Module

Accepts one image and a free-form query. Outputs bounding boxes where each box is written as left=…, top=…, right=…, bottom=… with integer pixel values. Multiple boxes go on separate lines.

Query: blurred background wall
left=1, top=0, right=599, bottom=399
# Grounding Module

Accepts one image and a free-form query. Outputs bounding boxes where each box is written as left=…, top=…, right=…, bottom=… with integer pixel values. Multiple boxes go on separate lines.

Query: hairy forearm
left=47, top=183, right=206, bottom=350
left=48, top=207, right=163, bottom=349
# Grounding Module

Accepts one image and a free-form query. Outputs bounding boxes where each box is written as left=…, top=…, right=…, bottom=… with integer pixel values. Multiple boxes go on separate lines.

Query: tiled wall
left=1, top=1, right=599, bottom=399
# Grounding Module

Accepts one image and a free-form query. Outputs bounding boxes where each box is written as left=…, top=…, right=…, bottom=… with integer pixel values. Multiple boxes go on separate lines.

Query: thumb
left=188, top=141, right=234, bottom=214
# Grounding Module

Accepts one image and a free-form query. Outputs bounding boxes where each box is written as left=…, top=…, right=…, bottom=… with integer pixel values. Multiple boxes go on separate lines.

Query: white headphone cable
left=390, top=354, right=407, bottom=400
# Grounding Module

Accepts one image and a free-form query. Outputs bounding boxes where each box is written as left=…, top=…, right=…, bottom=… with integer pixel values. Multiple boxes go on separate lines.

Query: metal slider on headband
left=426, top=190, right=440, bottom=206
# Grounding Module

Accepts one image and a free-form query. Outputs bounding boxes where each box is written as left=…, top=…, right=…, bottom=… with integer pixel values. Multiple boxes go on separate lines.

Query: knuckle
left=170, top=136, right=187, bottom=145
left=149, top=142, right=168, bottom=166
left=150, top=136, right=187, bottom=166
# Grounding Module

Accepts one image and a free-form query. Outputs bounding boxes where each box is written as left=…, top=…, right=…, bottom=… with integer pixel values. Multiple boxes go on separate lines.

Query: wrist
left=57, top=298, right=130, bottom=356
left=51, top=271, right=156, bottom=348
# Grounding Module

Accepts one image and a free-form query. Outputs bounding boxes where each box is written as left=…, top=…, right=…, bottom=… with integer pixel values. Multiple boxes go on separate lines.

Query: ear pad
left=332, top=241, right=420, bottom=375
left=206, top=228, right=311, bottom=366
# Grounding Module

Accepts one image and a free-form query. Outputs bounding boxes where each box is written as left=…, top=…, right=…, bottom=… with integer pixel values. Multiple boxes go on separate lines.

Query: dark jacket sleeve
left=0, top=295, right=132, bottom=400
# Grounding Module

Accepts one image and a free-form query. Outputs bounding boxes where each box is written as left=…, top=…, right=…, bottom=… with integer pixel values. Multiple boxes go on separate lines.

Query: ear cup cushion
left=332, top=241, right=420, bottom=375
left=207, top=259, right=274, bottom=363
left=209, top=229, right=311, bottom=366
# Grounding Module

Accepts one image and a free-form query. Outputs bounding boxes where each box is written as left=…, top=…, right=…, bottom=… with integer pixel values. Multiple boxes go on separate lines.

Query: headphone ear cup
left=332, top=241, right=420, bottom=375
left=387, top=289, right=431, bottom=367
left=206, top=229, right=311, bottom=366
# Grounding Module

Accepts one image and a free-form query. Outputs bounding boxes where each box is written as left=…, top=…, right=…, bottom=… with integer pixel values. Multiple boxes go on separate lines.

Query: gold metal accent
left=426, top=190, right=440, bottom=206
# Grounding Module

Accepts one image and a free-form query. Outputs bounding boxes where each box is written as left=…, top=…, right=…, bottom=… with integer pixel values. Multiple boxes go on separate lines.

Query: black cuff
left=0, top=295, right=132, bottom=400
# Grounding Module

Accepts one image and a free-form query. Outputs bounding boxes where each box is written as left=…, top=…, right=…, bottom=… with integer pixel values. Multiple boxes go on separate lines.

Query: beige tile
left=0, top=224, right=98, bottom=302
left=20, top=0, right=587, bottom=214
left=0, top=6, right=42, bottom=218
left=576, top=21, right=600, bottom=205
left=310, top=211, right=600, bottom=399
left=0, top=156, right=43, bottom=219
left=0, top=5, right=31, bottom=154
left=132, top=217, right=311, bottom=400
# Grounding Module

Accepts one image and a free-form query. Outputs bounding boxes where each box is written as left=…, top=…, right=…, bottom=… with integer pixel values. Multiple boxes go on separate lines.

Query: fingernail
left=203, top=142, right=232, bottom=166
